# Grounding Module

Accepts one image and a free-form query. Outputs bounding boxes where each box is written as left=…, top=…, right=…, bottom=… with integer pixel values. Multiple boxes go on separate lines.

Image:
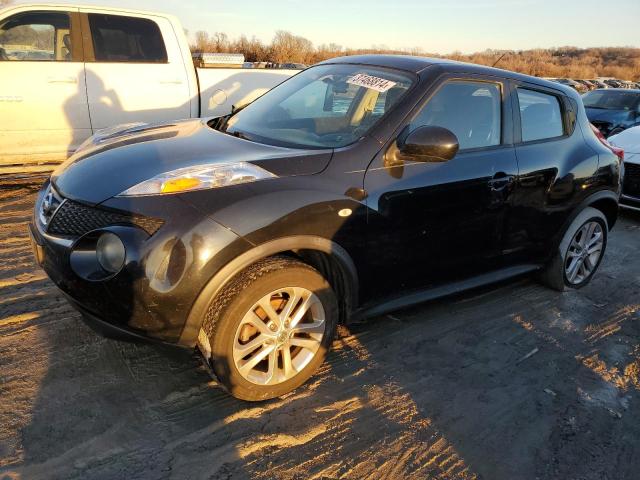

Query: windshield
left=223, top=64, right=415, bottom=149
left=583, top=90, right=640, bottom=110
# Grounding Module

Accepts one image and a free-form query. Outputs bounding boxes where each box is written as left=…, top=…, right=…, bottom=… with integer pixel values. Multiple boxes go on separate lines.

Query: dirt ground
left=1, top=180, right=639, bottom=480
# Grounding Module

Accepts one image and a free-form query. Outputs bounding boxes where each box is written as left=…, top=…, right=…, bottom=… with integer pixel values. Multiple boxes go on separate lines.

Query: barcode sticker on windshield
left=347, top=74, right=397, bottom=93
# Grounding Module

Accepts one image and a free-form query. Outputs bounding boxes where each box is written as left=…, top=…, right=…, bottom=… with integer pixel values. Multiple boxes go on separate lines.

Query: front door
left=0, top=8, right=90, bottom=166
left=363, top=77, right=519, bottom=298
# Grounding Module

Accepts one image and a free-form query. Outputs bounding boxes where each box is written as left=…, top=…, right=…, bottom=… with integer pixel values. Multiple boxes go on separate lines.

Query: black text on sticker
left=347, top=74, right=397, bottom=93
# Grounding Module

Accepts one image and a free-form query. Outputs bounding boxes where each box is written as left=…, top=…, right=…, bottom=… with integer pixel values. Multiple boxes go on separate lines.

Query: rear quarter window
left=88, top=14, right=167, bottom=63
left=517, top=89, right=564, bottom=142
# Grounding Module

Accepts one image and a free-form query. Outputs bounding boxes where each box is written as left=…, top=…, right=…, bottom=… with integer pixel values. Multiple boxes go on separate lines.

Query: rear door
left=81, top=11, right=191, bottom=130
left=363, top=75, right=519, bottom=296
left=0, top=8, right=90, bottom=166
left=505, top=84, right=596, bottom=264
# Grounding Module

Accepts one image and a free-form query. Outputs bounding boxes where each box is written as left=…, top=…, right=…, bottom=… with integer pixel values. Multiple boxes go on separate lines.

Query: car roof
left=591, top=88, right=640, bottom=93
left=319, top=54, right=568, bottom=92
left=319, top=54, right=443, bottom=73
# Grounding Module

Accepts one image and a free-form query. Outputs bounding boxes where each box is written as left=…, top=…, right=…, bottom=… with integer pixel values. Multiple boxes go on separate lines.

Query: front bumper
left=65, top=291, right=185, bottom=346
left=621, top=160, right=640, bottom=211
left=29, top=224, right=173, bottom=344
left=29, top=186, right=250, bottom=345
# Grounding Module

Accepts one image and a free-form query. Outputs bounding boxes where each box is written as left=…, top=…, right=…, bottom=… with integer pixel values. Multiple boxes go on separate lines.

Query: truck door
left=81, top=12, right=191, bottom=130
left=0, top=8, right=90, bottom=168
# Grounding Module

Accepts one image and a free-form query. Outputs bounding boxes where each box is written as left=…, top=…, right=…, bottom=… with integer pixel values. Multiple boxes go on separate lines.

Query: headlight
left=118, top=162, right=277, bottom=196
left=96, top=232, right=126, bottom=273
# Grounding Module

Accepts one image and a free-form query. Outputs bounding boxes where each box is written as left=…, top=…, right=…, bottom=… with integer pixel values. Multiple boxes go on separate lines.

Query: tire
left=538, top=207, right=608, bottom=291
left=201, top=255, right=338, bottom=401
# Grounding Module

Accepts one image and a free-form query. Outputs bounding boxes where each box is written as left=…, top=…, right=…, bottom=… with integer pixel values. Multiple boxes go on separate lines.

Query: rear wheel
left=202, top=256, right=338, bottom=401
left=539, top=207, right=608, bottom=291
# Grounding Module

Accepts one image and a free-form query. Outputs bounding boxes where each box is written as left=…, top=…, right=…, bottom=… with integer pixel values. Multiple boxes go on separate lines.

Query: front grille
left=47, top=200, right=164, bottom=237
left=39, top=185, right=64, bottom=228
left=623, top=162, right=640, bottom=198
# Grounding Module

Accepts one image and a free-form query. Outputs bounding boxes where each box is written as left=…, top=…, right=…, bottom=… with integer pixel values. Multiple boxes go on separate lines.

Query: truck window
left=88, top=14, right=167, bottom=63
left=0, top=12, right=72, bottom=62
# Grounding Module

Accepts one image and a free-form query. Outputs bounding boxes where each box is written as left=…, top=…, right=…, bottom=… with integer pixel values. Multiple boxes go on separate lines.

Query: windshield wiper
left=210, top=103, right=252, bottom=133
left=231, top=130, right=249, bottom=140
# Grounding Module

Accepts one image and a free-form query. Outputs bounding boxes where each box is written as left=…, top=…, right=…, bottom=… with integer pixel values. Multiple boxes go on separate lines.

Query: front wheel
left=202, top=256, right=338, bottom=401
left=538, top=207, right=608, bottom=291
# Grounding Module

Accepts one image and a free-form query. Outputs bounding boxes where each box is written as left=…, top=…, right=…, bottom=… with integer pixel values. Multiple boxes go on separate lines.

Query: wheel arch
left=588, top=195, right=619, bottom=231
left=178, top=235, right=359, bottom=347
left=551, top=190, right=618, bottom=254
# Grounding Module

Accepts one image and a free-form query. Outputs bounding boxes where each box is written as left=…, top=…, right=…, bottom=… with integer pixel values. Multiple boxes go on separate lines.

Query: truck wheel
left=202, top=256, right=338, bottom=401
left=538, top=207, right=608, bottom=291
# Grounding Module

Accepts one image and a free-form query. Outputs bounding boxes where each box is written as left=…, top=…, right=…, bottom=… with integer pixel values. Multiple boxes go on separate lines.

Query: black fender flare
left=178, top=235, right=359, bottom=347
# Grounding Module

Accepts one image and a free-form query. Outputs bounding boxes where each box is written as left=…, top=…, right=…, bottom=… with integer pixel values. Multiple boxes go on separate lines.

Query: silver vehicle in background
left=609, top=126, right=640, bottom=211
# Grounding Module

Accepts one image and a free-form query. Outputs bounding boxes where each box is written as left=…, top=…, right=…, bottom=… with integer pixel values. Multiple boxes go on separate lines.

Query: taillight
left=590, top=123, right=624, bottom=162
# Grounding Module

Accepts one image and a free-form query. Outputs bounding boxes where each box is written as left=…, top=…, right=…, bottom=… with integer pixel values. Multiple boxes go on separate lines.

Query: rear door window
left=517, top=89, right=564, bottom=142
left=410, top=80, right=502, bottom=150
left=0, top=11, right=72, bottom=61
left=88, top=14, right=167, bottom=63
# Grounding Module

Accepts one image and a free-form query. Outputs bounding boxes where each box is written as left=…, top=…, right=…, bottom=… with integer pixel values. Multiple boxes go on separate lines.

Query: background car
left=588, top=79, right=609, bottom=89
left=552, top=78, right=588, bottom=93
left=603, top=79, right=624, bottom=88
left=583, top=88, right=640, bottom=136
left=575, top=79, right=596, bottom=91
left=279, top=62, right=308, bottom=69
left=609, top=126, right=640, bottom=211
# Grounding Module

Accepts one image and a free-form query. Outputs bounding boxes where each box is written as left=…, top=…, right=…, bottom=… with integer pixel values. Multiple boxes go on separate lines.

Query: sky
left=9, top=0, right=640, bottom=54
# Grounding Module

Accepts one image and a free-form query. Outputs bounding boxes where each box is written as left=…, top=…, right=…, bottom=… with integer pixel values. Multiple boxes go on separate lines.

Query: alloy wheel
left=232, top=287, right=325, bottom=385
left=565, top=221, right=604, bottom=285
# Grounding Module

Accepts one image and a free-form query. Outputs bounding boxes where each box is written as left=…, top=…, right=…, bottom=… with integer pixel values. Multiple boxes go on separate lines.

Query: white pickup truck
left=0, top=3, right=298, bottom=173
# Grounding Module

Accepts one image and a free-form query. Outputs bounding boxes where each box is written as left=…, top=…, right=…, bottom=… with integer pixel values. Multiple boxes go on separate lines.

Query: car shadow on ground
left=2, top=186, right=640, bottom=480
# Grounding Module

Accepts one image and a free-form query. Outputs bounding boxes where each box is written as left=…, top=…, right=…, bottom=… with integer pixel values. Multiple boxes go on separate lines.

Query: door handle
left=46, top=76, right=77, bottom=84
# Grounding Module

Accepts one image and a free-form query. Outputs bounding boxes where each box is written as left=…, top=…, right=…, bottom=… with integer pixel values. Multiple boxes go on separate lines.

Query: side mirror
left=399, top=126, right=459, bottom=162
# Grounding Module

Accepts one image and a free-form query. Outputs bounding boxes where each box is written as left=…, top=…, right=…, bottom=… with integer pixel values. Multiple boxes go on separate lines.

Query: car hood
left=585, top=108, right=634, bottom=124
left=52, top=119, right=332, bottom=205
left=624, top=153, right=640, bottom=165
left=609, top=126, right=640, bottom=154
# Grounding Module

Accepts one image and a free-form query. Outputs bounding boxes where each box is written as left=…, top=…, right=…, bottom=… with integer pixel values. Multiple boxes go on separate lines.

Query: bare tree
left=188, top=29, right=640, bottom=80
left=192, top=31, right=210, bottom=53
left=270, top=31, right=313, bottom=63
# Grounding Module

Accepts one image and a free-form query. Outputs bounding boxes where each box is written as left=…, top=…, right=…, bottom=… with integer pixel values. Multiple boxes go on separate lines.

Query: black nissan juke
left=30, top=55, right=622, bottom=401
